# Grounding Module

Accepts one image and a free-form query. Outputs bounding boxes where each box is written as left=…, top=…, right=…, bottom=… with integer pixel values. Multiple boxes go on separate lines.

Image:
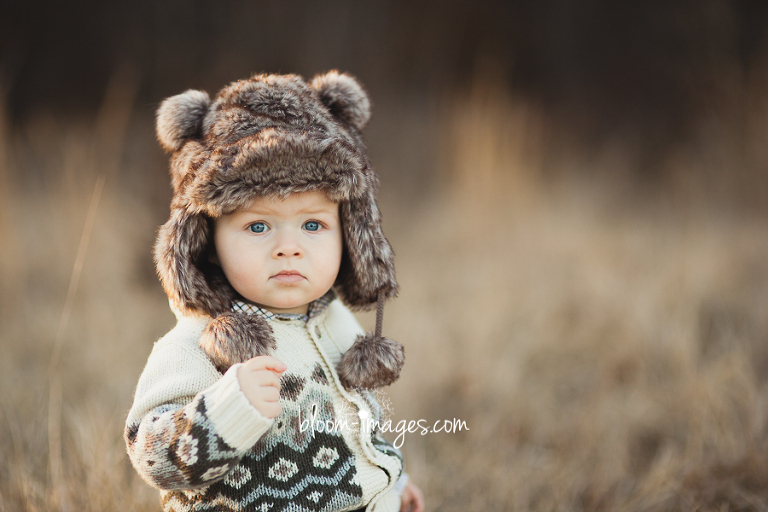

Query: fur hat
left=154, top=71, right=404, bottom=390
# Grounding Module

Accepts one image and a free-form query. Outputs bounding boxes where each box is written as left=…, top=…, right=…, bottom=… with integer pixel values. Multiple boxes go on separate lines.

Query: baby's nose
left=273, top=233, right=302, bottom=258
left=275, top=248, right=301, bottom=257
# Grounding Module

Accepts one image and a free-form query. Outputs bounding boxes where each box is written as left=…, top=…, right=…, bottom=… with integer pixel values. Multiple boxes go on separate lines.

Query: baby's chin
left=254, top=299, right=311, bottom=315
left=243, top=287, right=333, bottom=315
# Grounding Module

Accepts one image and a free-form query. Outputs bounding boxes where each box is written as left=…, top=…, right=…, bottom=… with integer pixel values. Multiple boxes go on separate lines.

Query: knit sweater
left=125, top=299, right=403, bottom=512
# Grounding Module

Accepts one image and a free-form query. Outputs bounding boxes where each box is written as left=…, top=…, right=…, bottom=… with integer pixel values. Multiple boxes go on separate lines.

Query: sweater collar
left=231, top=289, right=336, bottom=322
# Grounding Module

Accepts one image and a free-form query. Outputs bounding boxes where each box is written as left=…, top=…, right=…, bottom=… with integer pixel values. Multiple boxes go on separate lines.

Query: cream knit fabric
left=125, top=300, right=402, bottom=511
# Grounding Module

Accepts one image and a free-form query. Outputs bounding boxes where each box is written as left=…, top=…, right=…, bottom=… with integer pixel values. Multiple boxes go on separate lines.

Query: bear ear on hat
left=156, top=89, right=211, bottom=152
left=311, top=71, right=371, bottom=131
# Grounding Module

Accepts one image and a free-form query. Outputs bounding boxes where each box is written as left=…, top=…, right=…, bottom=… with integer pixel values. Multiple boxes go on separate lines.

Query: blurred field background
left=3, top=1, right=768, bottom=511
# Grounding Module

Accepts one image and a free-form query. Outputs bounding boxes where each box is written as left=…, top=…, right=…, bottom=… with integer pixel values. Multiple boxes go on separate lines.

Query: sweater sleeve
left=124, top=328, right=273, bottom=491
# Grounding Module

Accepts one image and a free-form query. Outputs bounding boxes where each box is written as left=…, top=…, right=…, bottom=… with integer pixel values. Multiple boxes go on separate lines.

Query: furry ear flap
left=154, top=210, right=233, bottom=316
left=311, top=71, right=371, bottom=131
left=335, top=184, right=398, bottom=308
left=199, top=312, right=276, bottom=373
left=156, top=89, right=211, bottom=152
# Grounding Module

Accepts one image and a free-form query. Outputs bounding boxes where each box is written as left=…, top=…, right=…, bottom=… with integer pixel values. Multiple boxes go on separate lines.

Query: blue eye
left=248, top=222, right=269, bottom=233
left=304, top=221, right=321, bottom=232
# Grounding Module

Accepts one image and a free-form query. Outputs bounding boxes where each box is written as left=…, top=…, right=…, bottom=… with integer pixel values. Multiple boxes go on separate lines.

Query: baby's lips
left=271, top=270, right=305, bottom=283
left=274, top=269, right=303, bottom=276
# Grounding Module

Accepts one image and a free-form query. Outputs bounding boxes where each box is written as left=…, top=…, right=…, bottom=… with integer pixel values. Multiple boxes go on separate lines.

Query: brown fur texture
left=310, top=71, right=371, bottom=130
left=154, top=72, right=397, bottom=315
left=156, top=90, right=211, bottom=152
left=154, top=71, right=403, bottom=387
left=154, top=210, right=235, bottom=317
left=199, top=313, right=276, bottom=374
left=336, top=334, right=405, bottom=390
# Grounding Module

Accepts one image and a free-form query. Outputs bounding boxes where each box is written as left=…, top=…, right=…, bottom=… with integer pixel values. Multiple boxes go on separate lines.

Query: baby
left=125, top=71, right=424, bottom=512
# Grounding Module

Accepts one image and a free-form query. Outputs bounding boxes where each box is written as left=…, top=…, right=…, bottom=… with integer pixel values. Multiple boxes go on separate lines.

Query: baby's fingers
left=253, top=369, right=282, bottom=390
left=401, top=482, right=425, bottom=512
left=244, top=355, right=287, bottom=374
left=260, top=385, right=281, bottom=403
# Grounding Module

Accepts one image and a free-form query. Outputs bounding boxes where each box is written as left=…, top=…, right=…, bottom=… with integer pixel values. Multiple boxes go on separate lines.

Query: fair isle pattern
left=126, top=366, right=365, bottom=512
left=126, top=399, right=243, bottom=491
left=231, top=290, right=336, bottom=322
left=158, top=364, right=364, bottom=512
left=126, top=300, right=402, bottom=512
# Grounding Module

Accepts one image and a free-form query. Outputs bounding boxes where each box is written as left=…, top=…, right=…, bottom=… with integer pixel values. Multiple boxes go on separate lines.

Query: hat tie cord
left=375, top=291, right=385, bottom=339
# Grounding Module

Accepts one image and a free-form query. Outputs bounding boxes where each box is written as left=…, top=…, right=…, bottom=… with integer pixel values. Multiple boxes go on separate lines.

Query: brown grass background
left=3, top=2, right=768, bottom=511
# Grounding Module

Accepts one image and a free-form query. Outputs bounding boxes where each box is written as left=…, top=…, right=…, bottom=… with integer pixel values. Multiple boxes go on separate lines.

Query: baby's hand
left=236, top=356, right=287, bottom=419
left=400, top=481, right=425, bottom=512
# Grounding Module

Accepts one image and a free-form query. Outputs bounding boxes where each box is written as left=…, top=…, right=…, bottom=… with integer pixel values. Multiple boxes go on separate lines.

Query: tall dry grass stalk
left=0, top=66, right=162, bottom=511
left=438, top=69, right=545, bottom=210
left=1, top=69, right=768, bottom=512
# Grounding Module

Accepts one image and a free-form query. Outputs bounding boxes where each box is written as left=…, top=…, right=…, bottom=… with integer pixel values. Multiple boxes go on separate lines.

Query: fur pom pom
left=156, top=89, right=211, bottom=152
left=311, top=71, right=371, bottom=131
left=336, top=334, right=404, bottom=390
left=199, top=312, right=275, bottom=373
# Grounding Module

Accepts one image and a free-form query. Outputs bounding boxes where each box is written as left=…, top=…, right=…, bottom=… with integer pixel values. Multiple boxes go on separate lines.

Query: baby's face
left=213, top=190, right=342, bottom=315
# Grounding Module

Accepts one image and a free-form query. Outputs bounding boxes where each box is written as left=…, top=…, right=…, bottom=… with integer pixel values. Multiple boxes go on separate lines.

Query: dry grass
left=2, top=75, right=768, bottom=512
left=382, top=195, right=768, bottom=512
